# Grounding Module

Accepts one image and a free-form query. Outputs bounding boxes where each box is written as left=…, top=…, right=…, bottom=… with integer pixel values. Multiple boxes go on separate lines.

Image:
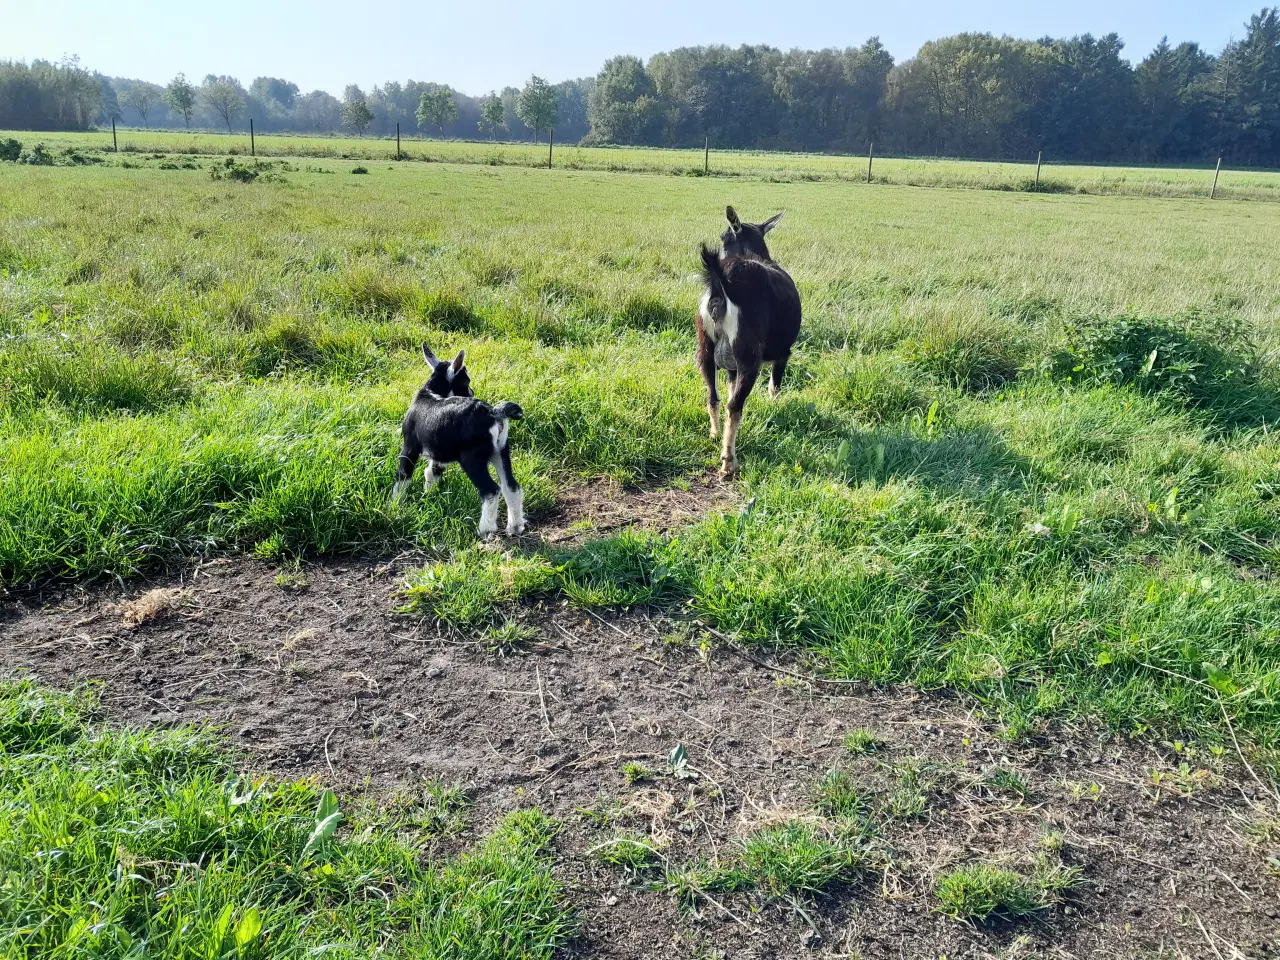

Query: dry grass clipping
left=112, top=588, right=191, bottom=627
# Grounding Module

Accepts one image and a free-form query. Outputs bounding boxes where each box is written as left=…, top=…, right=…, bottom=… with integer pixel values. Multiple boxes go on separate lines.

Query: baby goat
left=697, top=206, right=802, bottom=477
left=394, top=344, right=526, bottom=537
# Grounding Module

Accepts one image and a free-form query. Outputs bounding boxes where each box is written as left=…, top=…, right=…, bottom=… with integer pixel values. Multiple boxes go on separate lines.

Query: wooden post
left=396, top=122, right=401, bottom=160
left=867, top=142, right=873, bottom=183
left=1211, top=157, right=1222, bottom=199
left=1035, top=151, right=1042, bottom=192
left=250, top=118, right=255, bottom=157
left=548, top=127, right=553, bottom=169
left=704, top=136, right=709, bottom=174
left=112, top=117, right=117, bottom=152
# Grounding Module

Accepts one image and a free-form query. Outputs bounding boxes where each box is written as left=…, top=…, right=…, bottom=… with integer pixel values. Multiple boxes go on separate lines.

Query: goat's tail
left=493, top=401, right=524, bottom=421
left=699, top=243, right=728, bottom=300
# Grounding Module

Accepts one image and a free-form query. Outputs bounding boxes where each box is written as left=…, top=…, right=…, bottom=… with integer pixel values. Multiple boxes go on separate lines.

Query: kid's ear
left=449, top=349, right=466, bottom=373
left=725, top=206, right=742, bottom=231
left=422, top=343, right=440, bottom=369
left=760, top=210, right=785, bottom=234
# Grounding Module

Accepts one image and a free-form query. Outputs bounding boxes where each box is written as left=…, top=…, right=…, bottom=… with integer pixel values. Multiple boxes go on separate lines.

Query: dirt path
left=3, top=557, right=1276, bottom=959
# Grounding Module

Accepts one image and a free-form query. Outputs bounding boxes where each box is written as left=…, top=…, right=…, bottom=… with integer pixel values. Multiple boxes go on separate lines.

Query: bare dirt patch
left=536, top=474, right=737, bottom=545
left=3, top=558, right=1277, bottom=959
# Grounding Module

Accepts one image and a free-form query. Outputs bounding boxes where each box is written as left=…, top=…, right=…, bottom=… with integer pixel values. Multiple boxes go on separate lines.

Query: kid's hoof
left=718, top=460, right=738, bottom=480
left=506, top=521, right=527, bottom=536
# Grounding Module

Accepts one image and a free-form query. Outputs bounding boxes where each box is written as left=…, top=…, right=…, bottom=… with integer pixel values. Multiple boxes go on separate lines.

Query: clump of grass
left=324, top=263, right=415, bottom=317
left=591, top=834, right=662, bottom=871
left=663, top=859, right=740, bottom=907
left=481, top=618, right=539, bottom=656
left=814, top=769, right=869, bottom=818
left=402, top=548, right=557, bottom=629
left=902, top=317, right=1026, bottom=390
left=882, top=756, right=939, bottom=820
left=823, top=352, right=937, bottom=424
left=843, top=728, right=884, bottom=755
left=981, top=766, right=1031, bottom=800
left=738, top=822, right=867, bottom=899
left=395, top=777, right=470, bottom=837
left=933, top=860, right=1081, bottom=921
left=622, top=761, right=655, bottom=784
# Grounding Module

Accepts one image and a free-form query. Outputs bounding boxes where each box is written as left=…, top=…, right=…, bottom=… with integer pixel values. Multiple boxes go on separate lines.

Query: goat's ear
left=422, top=342, right=440, bottom=369
left=450, top=349, right=466, bottom=373
left=761, top=210, right=785, bottom=234
left=725, top=206, right=741, bottom=231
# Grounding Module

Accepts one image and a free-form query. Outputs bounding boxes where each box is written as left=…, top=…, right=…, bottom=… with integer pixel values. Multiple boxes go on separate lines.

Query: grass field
left=6, top=127, right=1277, bottom=200
left=3, top=157, right=1279, bottom=745
left=2, top=150, right=1279, bottom=954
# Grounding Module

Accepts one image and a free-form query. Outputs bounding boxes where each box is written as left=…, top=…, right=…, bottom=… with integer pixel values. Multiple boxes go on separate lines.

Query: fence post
left=250, top=118, right=255, bottom=157
left=867, top=142, right=873, bottom=183
left=704, top=136, right=709, bottom=174
left=548, top=127, right=553, bottom=169
left=1035, top=151, right=1042, bottom=192
left=1211, top=157, right=1222, bottom=199
left=112, top=117, right=117, bottom=152
left=396, top=122, right=401, bottom=160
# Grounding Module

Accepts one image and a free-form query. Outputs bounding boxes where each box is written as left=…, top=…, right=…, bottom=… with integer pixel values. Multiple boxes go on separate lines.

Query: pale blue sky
left=0, top=0, right=1263, bottom=95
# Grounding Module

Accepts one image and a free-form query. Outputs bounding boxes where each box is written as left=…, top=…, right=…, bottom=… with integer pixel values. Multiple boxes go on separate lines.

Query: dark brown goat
left=696, top=206, right=802, bottom=477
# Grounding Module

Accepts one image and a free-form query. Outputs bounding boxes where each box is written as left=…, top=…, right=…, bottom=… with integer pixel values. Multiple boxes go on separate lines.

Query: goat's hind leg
left=769, top=351, right=790, bottom=400
left=492, top=443, right=525, bottom=536
left=697, top=330, right=720, bottom=440
left=459, top=449, right=502, bottom=537
left=721, top=365, right=758, bottom=479
left=392, top=441, right=421, bottom=504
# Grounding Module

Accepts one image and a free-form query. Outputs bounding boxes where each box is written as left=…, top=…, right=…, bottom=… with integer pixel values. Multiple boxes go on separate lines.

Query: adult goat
left=696, top=206, right=802, bottom=477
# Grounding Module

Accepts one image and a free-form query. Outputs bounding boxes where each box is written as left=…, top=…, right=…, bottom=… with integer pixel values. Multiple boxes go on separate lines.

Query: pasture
left=2, top=153, right=1279, bottom=957
left=7, top=126, right=1279, bottom=200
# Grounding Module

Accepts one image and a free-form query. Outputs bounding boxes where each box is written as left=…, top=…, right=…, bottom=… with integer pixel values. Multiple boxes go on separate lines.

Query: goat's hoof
left=506, top=522, right=527, bottom=536
left=478, top=526, right=499, bottom=539
left=718, top=461, right=738, bottom=480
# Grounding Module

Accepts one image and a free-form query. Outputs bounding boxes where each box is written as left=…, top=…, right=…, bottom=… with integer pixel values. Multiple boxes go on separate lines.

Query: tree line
left=3, top=8, right=1279, bottom=165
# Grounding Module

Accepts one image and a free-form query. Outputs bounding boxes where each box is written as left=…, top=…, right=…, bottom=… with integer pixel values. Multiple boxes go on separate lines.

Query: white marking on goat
left=699, top=288, right=739, bottom=346
left=423, top=460, right=444, bottom=492
left=489, top=421, right=510, bottom=452
left=504, top=487, right=525, bottom=535
left=478, top=494, right=500, bottom=536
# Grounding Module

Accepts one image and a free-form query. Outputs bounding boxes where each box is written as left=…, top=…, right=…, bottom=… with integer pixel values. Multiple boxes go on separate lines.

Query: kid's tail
left=493, top=401, right=524, bottom=421
left=700, top=243, right=728, bottom=300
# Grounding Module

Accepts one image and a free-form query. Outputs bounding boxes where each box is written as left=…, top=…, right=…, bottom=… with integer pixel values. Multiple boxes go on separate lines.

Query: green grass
left=0, top=679, right=574, bottom=958
left=5, top=128, right=1278, bottom=201
left=933, top=861, right=1081, bottom=921
left=2, top=156, right=1279, bottom=766
left=590, top=835, right=663, bottom=871
left=843, top=728, right=885, bottom=755
left=662, top=822, right=870, bottom=906
left=813, top=769, right=871, bottom=818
